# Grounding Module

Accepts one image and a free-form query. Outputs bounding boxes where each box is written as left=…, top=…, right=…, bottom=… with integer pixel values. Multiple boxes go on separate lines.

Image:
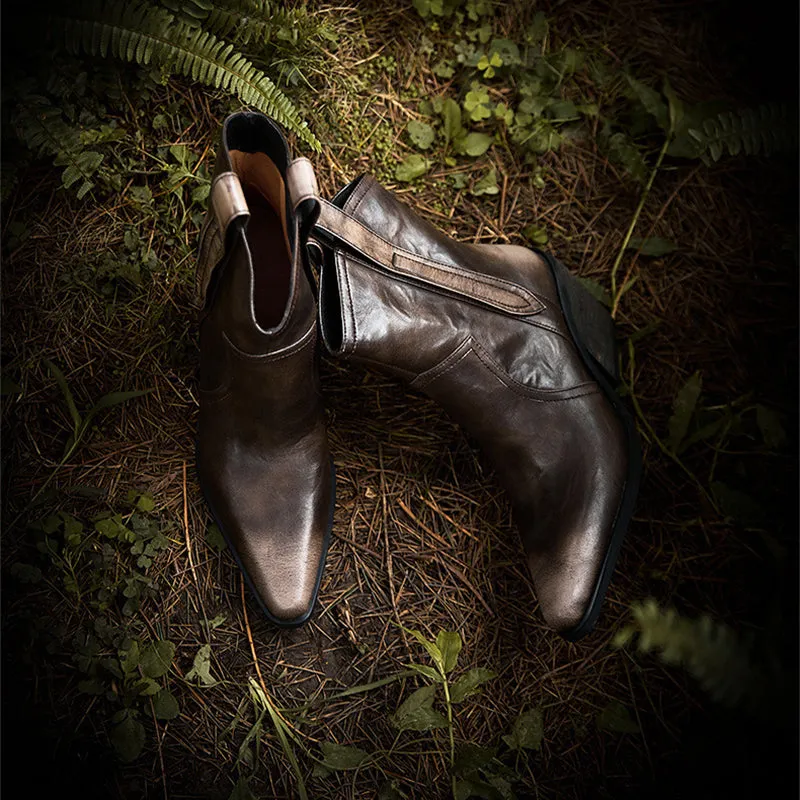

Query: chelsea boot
left=195, top=112, right=334, bottom=626
left=312, top=174, right=640, bottom=639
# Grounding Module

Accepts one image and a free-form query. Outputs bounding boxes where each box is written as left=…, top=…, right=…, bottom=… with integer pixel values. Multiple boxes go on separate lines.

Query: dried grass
left=1, top=0, right=796, bottom=798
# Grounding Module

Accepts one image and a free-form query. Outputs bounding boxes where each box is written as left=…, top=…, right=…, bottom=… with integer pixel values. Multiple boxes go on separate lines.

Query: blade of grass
left=302, top=670, right=417, bottom=710
left=250, top=679, right=309, bottom=800
left=44, top=359, right=82, bottom=435
left=8, top=366, right=149, bottom=527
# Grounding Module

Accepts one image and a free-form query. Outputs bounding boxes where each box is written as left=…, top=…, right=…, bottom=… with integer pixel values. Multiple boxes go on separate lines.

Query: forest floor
left=1, top=1, right=797, bottom=798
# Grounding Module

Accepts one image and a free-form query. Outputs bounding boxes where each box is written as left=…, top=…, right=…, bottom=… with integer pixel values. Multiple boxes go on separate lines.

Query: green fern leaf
left=13, top=95, right=109, bottom=199
left=675, top=102, right=796, bottom=164
left=47, top=0, right=320, bottom=150
left=614, top=599, right=785, bottom=717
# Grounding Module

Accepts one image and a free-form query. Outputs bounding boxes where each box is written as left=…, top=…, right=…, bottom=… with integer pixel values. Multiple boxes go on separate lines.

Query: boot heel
left=547, top=256, right=619, bottom=383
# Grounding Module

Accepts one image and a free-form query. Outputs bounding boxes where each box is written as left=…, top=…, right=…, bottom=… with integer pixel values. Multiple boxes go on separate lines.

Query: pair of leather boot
left=195, top=112, right=641, bottom=639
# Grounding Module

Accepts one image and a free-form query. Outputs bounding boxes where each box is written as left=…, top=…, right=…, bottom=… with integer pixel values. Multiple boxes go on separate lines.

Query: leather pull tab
left=287, top=156, right=321, bottom=253
left=211, top=171, right=249, bottom=230
left=196, top=172, right=250, bottom=307
left=315, top=199, right=544, bottom=316
left=286, top=157, right=319, bottom=211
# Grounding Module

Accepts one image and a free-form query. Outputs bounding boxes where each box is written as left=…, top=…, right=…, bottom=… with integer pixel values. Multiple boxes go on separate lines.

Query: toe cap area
left=199, top=446, right=334, bottom=626
left=242, top=529, right=328, bottom=625
left=527, top=554, right=596, bottom=634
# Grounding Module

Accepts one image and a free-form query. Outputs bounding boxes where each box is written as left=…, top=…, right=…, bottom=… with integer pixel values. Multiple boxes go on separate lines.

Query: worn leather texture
left=315, top=175, right=633, bottom=635
left=196, top=112, right=332, bottom=626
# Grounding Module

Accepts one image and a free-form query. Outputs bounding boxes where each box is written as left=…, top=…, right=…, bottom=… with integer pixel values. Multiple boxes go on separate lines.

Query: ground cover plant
left=2, top=1, right=797, bottom=798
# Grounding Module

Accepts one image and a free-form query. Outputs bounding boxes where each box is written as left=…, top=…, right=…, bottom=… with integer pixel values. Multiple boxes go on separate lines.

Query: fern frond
left=154, top=0, right=320, bottom=56
left=159, top=0, right=212, bottom=28
left=613, top=599, right=784, bottom=715
left=48, top=0, right=320, bottom=150
left=13, top=95, right=106, bottom=198
left=688, top=103, right=797, bottom=163
left=205, top=6, right=301, bottom=48
left=14, top=97, right=79, bottom=157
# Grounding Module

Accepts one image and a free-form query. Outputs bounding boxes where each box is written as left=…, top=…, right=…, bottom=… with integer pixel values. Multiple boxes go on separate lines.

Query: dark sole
left=196, top=451, right=336, bottom=629
left=543, top=254, right=643, bottom=642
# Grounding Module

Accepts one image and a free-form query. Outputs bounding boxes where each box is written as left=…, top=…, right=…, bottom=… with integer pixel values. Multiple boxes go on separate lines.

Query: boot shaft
left=315, top=175, right=607, bottom=392
left=197, top=113, right=323, bottom=429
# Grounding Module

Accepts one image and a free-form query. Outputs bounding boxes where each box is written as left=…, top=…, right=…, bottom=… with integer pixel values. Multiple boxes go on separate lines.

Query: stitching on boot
left=412, top=335, right=597, bottom=401
left=347, top=175, right=376, bottom=215
left=222, top=323, right=316, bottom=362
left=412, top=338, right=474, bottom=390
left=469, top=339, right=599, bottom=402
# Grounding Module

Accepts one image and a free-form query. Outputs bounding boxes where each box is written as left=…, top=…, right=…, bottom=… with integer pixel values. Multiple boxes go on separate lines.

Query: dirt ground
left=2, top=1, right=797, bottom=798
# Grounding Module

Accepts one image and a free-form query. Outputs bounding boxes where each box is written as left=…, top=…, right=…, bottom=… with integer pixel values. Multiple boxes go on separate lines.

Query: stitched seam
left=469, top=340, right=599, bottom=402
left=261, top=336, right=314, bottom=363
left=342, top=253, right=572, bottom=343
left=222, top=323, right=315, bottom=362
left=417, top=346, right=474, bottom=389
left=348, top=176, right=374, bottom=215
left=412, top=338, right=473, bottom=389
left=471, top=339, right=595, bottom=396
left=412, top=334, right=596, bottom=401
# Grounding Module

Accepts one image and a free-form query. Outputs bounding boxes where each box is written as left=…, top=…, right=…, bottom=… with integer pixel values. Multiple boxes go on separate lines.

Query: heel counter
left=548, top=257, right=619, bottom=382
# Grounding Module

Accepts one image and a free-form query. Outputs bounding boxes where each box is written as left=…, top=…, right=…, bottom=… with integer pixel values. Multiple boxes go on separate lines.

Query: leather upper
left=315, top=175, right=629, bottom=633
left=196, top=113, right=332, bottom=625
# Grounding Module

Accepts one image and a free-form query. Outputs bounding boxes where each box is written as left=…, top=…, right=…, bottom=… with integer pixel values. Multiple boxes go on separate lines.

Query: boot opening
left=319, top=248, right=343, bottom=353
left=229, top=150, right=292, bottom=330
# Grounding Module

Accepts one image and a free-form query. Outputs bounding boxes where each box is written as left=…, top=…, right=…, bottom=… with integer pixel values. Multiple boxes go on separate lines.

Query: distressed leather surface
left=196, top=112, right=332, bottom=624
left=316, top=175, right=628, bottom=633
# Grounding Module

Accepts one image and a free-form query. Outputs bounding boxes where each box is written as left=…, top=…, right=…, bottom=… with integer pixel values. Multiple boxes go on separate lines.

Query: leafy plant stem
left=626, top=340, right=720, bottom=513
left=293, top=669, right=417, bottom=713
left=442, top=675, right=457, bottom=799
left=614, top=164, right=702, bottom=310
left=64, top=553, right=83, bottom=604
left=610, top=134, right=672, bottom=318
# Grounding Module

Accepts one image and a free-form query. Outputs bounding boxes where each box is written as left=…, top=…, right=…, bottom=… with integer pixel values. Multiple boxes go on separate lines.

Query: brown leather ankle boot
left=313, top=175, right=640, bottom=639
left=195, top=112, right=334, bottom=626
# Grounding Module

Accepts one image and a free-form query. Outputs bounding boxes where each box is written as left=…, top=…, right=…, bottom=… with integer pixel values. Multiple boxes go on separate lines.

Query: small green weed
left=9, top=491, right=184, bottom=762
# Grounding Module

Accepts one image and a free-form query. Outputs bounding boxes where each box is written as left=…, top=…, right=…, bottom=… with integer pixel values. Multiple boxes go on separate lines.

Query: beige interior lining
left=229, top=150, right=292, bottom=257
